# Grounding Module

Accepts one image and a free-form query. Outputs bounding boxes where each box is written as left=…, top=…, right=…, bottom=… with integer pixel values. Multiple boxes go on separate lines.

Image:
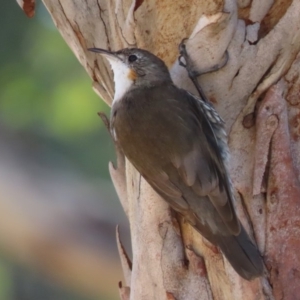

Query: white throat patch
left=106, top=58, right=134, bottom=103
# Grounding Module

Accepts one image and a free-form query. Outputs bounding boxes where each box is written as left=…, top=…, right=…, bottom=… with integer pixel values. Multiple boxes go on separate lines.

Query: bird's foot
left=178, top=38, right=229, bottom=101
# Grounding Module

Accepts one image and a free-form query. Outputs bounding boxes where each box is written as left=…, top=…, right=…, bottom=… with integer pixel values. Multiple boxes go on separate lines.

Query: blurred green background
left=0, top=2, right=128, bottom=300
left=1, top=2, right=112, bottom=177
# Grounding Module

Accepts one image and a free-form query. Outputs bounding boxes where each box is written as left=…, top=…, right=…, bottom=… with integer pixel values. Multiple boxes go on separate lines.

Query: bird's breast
left=111, top=94, right=178, bottom=172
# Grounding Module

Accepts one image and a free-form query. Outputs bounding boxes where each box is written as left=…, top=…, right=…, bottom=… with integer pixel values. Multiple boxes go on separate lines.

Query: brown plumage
left=89, top=47, right=264, bottom=280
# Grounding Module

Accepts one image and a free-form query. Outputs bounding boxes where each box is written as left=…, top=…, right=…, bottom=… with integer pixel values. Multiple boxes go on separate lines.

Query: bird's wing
left=146, top=88, right=240, bottom=236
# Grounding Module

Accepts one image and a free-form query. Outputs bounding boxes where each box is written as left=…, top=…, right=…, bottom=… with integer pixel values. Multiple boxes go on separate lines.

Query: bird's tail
left=195, top=220, right=264, bottom=280
left=216, top=224, right=263, bottom=280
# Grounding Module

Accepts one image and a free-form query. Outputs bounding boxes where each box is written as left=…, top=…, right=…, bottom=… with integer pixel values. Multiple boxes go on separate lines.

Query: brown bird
left=88, top=46, right=264, bottom=280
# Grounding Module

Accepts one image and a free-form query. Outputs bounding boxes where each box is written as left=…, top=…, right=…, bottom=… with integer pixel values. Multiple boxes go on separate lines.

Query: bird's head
left=88, top=47, right=172, bottom=102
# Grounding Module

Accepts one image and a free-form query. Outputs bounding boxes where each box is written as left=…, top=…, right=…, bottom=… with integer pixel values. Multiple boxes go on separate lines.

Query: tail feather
left=216, top=225, right=263, bottom=280
left=194, top=220, right=263, bottom=280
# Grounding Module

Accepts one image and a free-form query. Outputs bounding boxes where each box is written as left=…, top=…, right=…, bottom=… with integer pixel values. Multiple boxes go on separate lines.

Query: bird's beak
left=88, top=48, right=120, bottom=63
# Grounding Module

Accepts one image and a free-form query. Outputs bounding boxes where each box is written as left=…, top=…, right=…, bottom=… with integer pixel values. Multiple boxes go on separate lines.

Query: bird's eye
left=128, top=54, right=137, bottom=62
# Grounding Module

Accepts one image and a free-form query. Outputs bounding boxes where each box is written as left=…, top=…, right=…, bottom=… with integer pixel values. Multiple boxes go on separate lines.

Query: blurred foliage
left=0, top=2, right=119, bottom=300
left=0, top=260, right=12, bottom=300
left=1, top=1, right=114, bottom=179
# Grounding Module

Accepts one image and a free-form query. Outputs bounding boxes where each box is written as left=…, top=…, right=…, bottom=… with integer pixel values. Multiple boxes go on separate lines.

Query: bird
left=88, top=46, right=264, bottom=280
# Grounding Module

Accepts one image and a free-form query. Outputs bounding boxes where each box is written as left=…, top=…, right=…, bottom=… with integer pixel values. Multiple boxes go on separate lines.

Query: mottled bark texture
left=18, top=0, right=300, bottom=299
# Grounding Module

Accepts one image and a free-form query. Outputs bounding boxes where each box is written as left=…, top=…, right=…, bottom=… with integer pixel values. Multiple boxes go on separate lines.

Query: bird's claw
left=178, top=38, right=189, bottom=68
left=178, top=38, right=208, bottom=101
left=177, top=38, right=229, bottom=102
left=178, top=38, right=197, bottom=76
left=203, top=50, right=229, bottom=75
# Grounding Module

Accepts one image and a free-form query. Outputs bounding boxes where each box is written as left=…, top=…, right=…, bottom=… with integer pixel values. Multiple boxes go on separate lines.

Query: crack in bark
left=115, top=0, right=127, bottom=44
left=96, top=0, right=110, bottom=50
left=74, top=20, right=86, bottom=48
left=237, top=191, right=256, bottom=239
left=115, top=0, right=136, bottom=47
left=261, top=127, right=273, bottom=194
left=116, top=225, right=132, bottom=271
left=57, top=1, right=76, bottom=39
left=261, top=276, right=275, bottom=300
left=229, top=66, right=242, bottom=90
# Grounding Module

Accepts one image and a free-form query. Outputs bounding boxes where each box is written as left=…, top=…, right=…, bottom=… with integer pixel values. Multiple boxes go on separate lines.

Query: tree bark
left=18, top=0, right=300, bottom=299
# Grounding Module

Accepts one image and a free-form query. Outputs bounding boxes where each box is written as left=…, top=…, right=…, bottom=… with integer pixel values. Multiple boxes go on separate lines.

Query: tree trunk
left=18, top=0, right=300, bottom=299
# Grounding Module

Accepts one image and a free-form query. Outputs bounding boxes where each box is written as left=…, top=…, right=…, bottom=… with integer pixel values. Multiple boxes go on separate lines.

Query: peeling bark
left=18, top=0, right=300, bottom=299
left=16, top=0, right=35, bottom=17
